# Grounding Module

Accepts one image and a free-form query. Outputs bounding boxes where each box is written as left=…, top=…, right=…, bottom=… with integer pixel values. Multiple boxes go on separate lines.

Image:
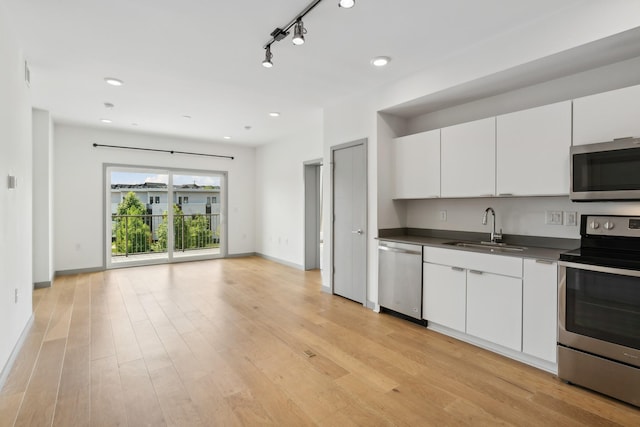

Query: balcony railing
left=111, top=213, right=221, bottom=257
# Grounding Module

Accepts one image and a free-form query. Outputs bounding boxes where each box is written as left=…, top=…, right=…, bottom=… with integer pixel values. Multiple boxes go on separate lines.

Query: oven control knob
left=590, top=221, right=600, bottom=230
left=604, top=221, right=615, bottom=230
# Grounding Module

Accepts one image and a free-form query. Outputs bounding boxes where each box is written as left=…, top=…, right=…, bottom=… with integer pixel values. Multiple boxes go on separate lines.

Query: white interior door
left=332, top=141, right=367, bottom=304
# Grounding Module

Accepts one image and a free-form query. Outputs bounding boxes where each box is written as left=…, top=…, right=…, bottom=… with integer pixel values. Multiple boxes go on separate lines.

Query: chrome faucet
left=482, top=207, right=502, bottom=243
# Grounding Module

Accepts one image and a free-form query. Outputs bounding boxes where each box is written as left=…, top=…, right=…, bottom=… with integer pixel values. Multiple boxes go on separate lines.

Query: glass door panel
left=108, top=168, right=169, bottom=267
left=172, top=173, right=224, bottom=259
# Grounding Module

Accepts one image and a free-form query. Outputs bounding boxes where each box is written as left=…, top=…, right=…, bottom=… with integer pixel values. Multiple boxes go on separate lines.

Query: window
left=212, top=196, right=218, bottom=203
left=178, top=196, right=183, bottom=204
left=149, top=196, right=154, bottom=204
left=184, top=196, right=189, bottom=204
left=206, top=197, right=211, bottom=204
left=155, top=196, right=160, bottom=204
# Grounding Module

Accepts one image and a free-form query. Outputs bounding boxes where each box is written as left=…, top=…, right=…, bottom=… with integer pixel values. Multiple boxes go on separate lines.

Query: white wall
left=54, top=124, right=256, bottom=272
left=0, top=4, right=33, bottom=377
left=255, top=117, right=323, bottom=268
left=33, top=108, right=54, bottom=285
left=322, top=3, right=640, bottom=305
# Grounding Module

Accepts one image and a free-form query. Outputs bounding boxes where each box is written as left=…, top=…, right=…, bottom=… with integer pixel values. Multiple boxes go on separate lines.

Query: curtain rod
left=92, top=143, right=235, bottom=160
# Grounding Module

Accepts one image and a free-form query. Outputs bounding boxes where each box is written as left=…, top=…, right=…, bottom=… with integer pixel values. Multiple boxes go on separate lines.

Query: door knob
left=351, top=229, right=363, bottom=235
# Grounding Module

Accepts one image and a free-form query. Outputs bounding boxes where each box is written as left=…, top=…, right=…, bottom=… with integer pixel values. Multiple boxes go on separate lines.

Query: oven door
left=558, top=261, right=640, bottom=368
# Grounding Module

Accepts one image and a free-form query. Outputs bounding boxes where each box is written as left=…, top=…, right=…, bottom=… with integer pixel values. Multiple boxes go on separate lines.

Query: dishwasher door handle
left=378, top=246, right=421, bottom=256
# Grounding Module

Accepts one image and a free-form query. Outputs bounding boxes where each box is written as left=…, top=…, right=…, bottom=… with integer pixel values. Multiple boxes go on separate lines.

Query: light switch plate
left=564, top=211, right=578, bottom=226
left=545, top=210, right=563, bottom=225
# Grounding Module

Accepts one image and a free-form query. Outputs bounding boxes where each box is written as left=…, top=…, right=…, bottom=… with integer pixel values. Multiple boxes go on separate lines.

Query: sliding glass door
left=106, top=166, right=225, bottom=268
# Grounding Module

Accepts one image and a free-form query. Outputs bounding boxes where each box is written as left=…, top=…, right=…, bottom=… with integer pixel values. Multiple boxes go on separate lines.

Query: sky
left=111, top=171, right=221, bottom=186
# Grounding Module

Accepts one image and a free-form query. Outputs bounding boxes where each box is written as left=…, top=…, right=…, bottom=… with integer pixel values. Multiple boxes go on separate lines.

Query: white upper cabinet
left=441, top=117, right=496, bottom=198
left=393, top=129, right=441, bottom=199
left=496, top=101, right=571, bottom=196
left=573, top=84, right=640, bottom=146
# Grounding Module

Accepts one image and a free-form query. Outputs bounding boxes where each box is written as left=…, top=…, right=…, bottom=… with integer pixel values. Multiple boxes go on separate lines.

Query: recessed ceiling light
left=100, top=118, right=112, bottom=124
left=223, top=136, right=231, bottom=140
left=104, top=102, right=114, bottom=109
left=338, top=0, right=355, bottom=8
left=371, top=56, right=391, bottom=67
left=104, top=77, right=123, bottom=86
left=182, top=115, right=192, bottom=119
left=244, top=125, right=252, bottom=130
left=269, top=112, right=280, bottom=117
left=131, top=123, right=138, bottom=126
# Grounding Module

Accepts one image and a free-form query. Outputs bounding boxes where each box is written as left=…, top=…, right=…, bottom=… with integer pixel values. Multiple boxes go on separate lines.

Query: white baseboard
left=0, top=314, right=34, bottom=390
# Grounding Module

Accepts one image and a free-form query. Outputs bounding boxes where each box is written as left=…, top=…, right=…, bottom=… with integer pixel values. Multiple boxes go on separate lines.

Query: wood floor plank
left=52, top=344, right=91, bottom=427
left=13, top=338, right=66, bottom=427
left=148, top=365, right=204, bottom=427
left=2, top=257, right=639, bottom=426
left=119, top=358, right=167, bottom=427
left=90, top=355, right=128, bottom=427
left=0, top=393, right=22, bottom=427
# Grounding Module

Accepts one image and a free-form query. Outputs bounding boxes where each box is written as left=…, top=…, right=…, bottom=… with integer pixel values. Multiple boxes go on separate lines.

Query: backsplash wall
left=405, top=197, right=640, bottom=240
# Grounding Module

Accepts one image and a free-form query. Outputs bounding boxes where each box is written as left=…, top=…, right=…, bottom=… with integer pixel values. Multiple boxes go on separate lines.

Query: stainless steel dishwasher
left=378, top=241, right=423, bottom=320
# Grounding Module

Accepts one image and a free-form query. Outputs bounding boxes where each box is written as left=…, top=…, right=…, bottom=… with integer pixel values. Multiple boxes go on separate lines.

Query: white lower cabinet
left=423, top=262, right=466, bottom=332
left=522, top=259, right=558, bottom=363
left=422, top=246, right=558, bottom=372
left=466, top=271, right=522, bottom=352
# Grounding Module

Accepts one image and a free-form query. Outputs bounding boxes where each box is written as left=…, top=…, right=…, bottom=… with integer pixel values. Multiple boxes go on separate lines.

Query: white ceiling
left=1, top=0, right=602, bottom=145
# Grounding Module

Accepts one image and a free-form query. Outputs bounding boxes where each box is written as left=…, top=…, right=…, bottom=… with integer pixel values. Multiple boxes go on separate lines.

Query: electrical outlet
left=564, top=211, right=578, bottom=227
left=545, top=210, right=563, bottom=225
left=439, top=210, right=447, bottom=222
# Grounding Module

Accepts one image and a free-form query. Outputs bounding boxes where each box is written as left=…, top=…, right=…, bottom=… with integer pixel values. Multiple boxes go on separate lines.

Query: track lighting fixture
left=261, top=0, right=354, bottom=67
left=292, top=19, right=306, bottom=46
left=262, top=45, right=273, bottom=68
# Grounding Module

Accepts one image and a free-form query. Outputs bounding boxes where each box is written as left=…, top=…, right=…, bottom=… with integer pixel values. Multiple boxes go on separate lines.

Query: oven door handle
left=558, top=260, right=640, bottom=278
left=558, top=264, right=566, bottom=333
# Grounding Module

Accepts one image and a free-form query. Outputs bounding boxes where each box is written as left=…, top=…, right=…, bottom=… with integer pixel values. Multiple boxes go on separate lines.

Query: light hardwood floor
left=1, top=256, right=638, bottom=426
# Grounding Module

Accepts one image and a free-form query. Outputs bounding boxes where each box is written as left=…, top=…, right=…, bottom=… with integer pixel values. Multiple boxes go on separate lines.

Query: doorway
left=331, top=139, right=367, bottom=305
left=304, top=159, right=323, bottom=271
left=106, top=166, right=226, bottom=268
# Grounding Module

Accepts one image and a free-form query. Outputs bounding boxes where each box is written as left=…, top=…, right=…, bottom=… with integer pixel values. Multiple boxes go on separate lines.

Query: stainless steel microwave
left=570, top=137, right=640, bottom=201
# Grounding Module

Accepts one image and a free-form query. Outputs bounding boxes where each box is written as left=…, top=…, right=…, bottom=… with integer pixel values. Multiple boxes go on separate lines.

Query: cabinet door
left=522, top=259, right=558, bottom=363
left=423, top=263, right=466, bottom=332
left=393, top=130, right=440, bottom=199
left=466, top=271, right=522, bottom=351
left=573, top=84, right=640, bottom=146
left=441, top=117, right=496, bottom=197
left=496, top=101, right=571, bottom=196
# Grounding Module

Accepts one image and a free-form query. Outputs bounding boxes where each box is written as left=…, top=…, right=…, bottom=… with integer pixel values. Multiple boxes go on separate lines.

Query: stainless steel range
left=558, top=215, right=640, bottom=407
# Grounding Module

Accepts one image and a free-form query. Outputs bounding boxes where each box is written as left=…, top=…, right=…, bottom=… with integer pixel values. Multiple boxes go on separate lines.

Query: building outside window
left=155, top=196, right=160, bottom=204
left=184, top=196, right=189, bottom=204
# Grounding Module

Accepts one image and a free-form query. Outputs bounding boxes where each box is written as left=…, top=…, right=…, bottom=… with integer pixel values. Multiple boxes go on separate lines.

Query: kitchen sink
left=443, top=241, right=527, bottom=252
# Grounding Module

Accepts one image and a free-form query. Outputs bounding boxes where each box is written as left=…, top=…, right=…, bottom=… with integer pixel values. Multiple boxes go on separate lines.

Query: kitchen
left=375, top=72, right=640, bottom=407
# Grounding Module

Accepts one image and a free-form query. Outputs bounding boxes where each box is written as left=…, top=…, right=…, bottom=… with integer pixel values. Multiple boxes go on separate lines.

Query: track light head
left=292, top=19, right=306, bottom=45
left=338, top=0, right=355, bottom=8
left=262, top=45, right=273, bottom=68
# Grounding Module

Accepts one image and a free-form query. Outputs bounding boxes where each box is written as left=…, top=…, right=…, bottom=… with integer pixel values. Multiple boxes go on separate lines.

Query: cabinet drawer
left=423, top=246, right=522, bottom=278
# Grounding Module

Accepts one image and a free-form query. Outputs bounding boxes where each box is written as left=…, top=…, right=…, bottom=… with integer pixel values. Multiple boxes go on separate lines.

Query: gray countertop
left=377, top=228, right=578, bottom=261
